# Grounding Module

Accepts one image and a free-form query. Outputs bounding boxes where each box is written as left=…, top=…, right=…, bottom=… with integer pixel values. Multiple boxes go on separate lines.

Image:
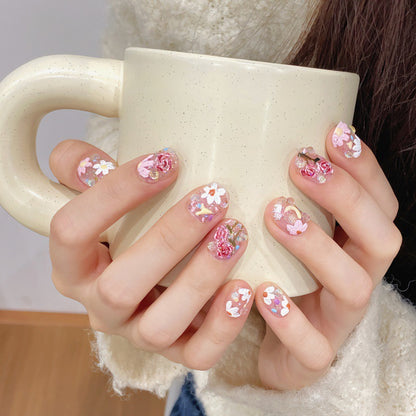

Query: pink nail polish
left=332, top=121, right=362, bottom=159
left=272, top=197, right=310, bottom=236
left=77, top=154, right=117, bottom=187
left=187, top=183, right=229, bottom=223
left=137, top=148, right=178, bottom=183
left=295, top=147, right=333, bottom=184
left=207, top=219, right=248, bottom=260
left=262, top=285, right=290, bottom=317
left=225, top=287, right=252, bottom=318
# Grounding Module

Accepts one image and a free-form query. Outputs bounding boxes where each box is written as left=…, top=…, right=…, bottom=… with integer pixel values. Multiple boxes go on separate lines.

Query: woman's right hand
left=48, top=140, right=253, bottom=370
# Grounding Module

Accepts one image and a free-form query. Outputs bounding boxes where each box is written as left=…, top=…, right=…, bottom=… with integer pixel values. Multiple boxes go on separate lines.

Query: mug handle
left=0, top=55, right=123, bottom=236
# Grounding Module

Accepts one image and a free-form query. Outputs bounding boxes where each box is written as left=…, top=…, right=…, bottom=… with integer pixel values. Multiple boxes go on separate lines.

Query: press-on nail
left=272, top=197, right=310, bottom=236
left=208, top=219, right=248, bottom=260
left=332, top=121, right=362, bottom=159
left=225, top=287, right=252, bottom=318
left=295, top=147, right=333, bottom=184
left=77, top=154, right=117, bottom=187
left=187, top=183, right=229, bottom=223
left=137, top=148, right=178, bottom=183
left=262, top=285, right=290, bottom=317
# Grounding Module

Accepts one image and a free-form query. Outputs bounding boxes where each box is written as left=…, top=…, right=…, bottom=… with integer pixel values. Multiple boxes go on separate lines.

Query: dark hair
left=287, top=0, right=416, bottom=304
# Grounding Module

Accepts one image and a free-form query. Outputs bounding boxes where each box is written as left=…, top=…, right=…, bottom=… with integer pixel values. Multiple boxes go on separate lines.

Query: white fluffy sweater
left=88, top=1, right=416, bottom=414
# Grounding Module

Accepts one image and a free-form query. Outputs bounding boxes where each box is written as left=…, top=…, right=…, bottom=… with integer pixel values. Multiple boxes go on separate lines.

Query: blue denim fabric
left=170, top=373, right=206, bottom=416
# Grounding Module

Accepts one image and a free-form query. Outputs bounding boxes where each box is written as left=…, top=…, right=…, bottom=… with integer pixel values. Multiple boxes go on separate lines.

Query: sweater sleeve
left=91, top=281, right=416, bottom=416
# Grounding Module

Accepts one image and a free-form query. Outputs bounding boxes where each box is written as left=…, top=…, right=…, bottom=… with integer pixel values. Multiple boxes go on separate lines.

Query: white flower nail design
left=94, top=160, right=116, bottom=176
left=201, top=183, right=226, bottom=205
left=226, top=300, right=241, bottom=318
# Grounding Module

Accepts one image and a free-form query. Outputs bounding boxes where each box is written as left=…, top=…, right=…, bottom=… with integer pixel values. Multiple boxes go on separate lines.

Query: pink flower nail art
left=77, top=154, right=117, bottom=187
left=332, top=121, right=362, bottom=159
left=263, top=285, right=290, bottom=317
left=137, top=148, right=178, bottom=183
left=208, top=219, right=248, bottom=260
left=188, top=183, right=229, bottom=223
left=225, top=287, right=252, bottom=318
left=295, top=147, right=334, bottom=184
left=272, top=197, right=310, bottom=236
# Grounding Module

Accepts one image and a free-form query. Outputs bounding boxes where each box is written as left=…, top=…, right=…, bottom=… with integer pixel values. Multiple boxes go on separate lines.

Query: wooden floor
left=0, top=311, right=166, bottom=416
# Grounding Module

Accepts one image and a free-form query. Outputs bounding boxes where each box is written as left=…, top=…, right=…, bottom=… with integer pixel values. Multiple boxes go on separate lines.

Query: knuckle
left=96, top=275, right=138, bottom=312
left=136, top=319, right=175, bottom=351
left=372, top=224, right=403, bottom=262
left=156, top=219, right=182, bottom=256
left=303, top=343, right=334, bottom=373
left=341, top=269, right=373, bottom=310
left=89, top=315, right=112, bottom=334
left=183, top=349, right=216, bottom=371
left=50, top=209, right=80, bottom=247
left=345, top=180, right=364, bottom=212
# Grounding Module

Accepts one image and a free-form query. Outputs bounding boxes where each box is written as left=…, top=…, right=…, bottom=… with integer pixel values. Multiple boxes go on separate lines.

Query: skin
left=48, top=126, right=401, bottom=390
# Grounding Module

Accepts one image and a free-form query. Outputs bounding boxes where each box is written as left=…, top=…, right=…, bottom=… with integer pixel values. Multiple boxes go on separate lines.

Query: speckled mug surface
left=0, top=47, right=359, bottom=296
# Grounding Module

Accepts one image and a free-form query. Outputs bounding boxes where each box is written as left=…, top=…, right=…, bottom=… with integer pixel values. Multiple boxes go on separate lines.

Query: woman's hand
left=255, top=123, right=402, bottom=390
left=49, top=140, right=253, bottom=370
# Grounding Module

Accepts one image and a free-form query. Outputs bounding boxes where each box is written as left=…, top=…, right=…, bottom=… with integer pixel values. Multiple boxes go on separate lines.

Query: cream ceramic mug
left=0, top=47, right=359, bottom=296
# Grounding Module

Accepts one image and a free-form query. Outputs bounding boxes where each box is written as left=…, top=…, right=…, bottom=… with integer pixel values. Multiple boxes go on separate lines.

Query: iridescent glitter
left=295, top=147, right=333, bottom=184
left=137, top=148, right=178, bottom=183
left=77, top=154, right=117, bottom=187
left=332, top=121, right=362, bottom=159
left=263, top=286, right=290, bottom=317
left=225, top=287, right=252, bottom=318
left=272, top=197, right=310, bottom=236
left=188, top=183, right=229, bottom=223
left=207, top=219, right=248, bottom=260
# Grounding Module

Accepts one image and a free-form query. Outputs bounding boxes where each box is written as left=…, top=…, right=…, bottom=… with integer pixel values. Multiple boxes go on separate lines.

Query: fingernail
left=262, top=285, right=290, bottom=317
left=208, top=219, right=248, bottom=260
left=295, top=147, right=333, bottom=184
left=188, top=182, right=229, bottom=223
left=137, top=148, right=178, bottom=183
left=272, top=197, right=310, bottom=236
left=225, top=287, right=252, bottom=318
left=332, top=121, right=362, bottom=159
left=77, top=154, right=117, bottom=187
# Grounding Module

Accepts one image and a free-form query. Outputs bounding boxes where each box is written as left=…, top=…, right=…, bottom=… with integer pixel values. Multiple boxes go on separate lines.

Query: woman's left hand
left=255, top=123, right=402, bottom=390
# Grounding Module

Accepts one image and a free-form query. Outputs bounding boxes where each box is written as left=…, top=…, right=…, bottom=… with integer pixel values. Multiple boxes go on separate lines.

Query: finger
left=120, top=219, right=248, bottom=352
left=255, top=283, right=333, bottom=390
left=289, top=147, right=402, bottom=277
left=49, top=147, right=179, bottom=288
left=49, top=139, right=118, bottom=191
left=265, top=197, right=373, bottom=305
left=180, top=279, right=253, bottom=370
left=326, top=122, right=398, bottom=220
left=88, top=183, right=231, bottom=330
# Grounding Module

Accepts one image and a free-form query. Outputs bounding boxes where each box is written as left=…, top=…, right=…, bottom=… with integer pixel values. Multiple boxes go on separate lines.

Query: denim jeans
left=170, top=373, right=206, bottom=416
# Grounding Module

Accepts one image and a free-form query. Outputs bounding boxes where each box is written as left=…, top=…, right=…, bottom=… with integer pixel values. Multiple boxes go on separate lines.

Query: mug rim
left=125, top=46, right=359, bottom=79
